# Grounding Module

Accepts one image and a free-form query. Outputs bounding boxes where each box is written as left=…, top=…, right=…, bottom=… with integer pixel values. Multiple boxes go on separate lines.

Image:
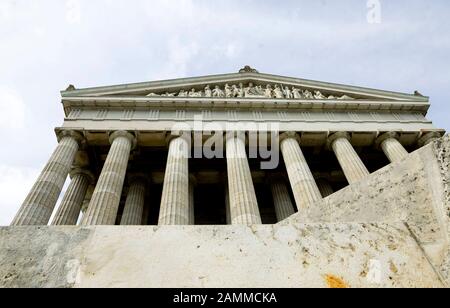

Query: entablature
left=55, top=127, right=445, bottom=149
left=62, top=96, right=430, bottom=117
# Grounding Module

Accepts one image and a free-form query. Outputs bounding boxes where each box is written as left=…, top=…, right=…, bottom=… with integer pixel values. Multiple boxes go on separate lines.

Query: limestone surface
left=0, top=223, right=443, bottom=288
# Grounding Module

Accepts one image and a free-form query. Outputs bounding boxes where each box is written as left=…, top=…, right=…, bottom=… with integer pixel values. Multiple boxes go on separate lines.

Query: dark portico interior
left=83, top=140, right=394, bottom=226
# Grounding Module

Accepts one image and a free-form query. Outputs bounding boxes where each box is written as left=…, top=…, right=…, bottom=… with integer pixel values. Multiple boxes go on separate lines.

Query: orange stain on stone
left=325, top=274, right=349, bottom=288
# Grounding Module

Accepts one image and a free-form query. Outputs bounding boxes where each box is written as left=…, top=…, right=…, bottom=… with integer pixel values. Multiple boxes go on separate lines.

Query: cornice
left=61, top=72, right=429, bottom=102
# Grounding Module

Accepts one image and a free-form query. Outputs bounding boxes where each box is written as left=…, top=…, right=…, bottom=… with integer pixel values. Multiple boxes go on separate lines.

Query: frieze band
left=147, top=82, right=355, bottom=100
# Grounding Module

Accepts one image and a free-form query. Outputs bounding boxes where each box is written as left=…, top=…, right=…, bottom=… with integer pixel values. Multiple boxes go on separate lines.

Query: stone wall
left=286, top=137, right=449, bottom=275
left=0, top=137, right=449, bottom=288
left=0, top=224, right=444, bottom=288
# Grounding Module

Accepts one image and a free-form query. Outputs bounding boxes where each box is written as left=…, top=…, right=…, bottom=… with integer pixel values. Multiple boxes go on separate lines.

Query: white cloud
left=33, top=26, right=46, bottom=37
left=0, top=165, right=39, bottom=226
left=0, top=0, right=13, bottom=20
left=224, top=43, right=239, bottom=59
left=149, top=38, right=200, bottom=80
left=0, top=86, right=26, bottom=130
left=66, top=0, right=81, bottom=24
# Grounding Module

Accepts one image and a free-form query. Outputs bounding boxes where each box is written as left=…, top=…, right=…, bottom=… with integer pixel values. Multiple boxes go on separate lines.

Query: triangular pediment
left=61, top=69, right=428, bottom=102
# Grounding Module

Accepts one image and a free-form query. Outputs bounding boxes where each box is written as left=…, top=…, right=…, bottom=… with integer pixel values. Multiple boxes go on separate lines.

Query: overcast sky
left=0, top=0, right=449, bottom=225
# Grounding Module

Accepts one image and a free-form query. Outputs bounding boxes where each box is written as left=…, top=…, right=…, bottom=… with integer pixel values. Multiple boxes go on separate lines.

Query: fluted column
left=188, top=175, right=196, bottom=225
left=418, top=132, right=442, bottom=147
left=328, top=132, right=369, bottom=184
left=280, top=133, right=322, bottom=210
left=120, top=175, right=147, bottom=225
left=158, top=136, right=190, bottom=225
left=11, top=131, right=84, bottom=226
left=376, top=132, right=408, bottom=163
left=269, top=177, right=295, bottom=221
left=51, top=168, right=94, bottom=225
left=226, top=133, right=261, bottom=225
left=80, top=185, right=94, bottom=220
left=81, top=131, right=136, bottom=226
left=317, top=178, right=334, bottom=198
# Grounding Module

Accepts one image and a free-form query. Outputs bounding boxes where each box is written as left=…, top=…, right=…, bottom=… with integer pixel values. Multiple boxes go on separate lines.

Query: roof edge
left=61, top=71, right=429, bottom=102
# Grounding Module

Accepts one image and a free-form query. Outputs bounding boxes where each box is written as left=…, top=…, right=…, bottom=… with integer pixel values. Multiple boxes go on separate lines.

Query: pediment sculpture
left=146, top=83, right=356, bottom=100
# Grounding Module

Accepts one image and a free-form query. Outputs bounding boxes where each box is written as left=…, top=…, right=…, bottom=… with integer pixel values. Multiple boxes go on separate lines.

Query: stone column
left=81, top=131, right=136, bottom=226
left=376, top=132, right=408, bottom=163
left=418, top=132, right=442, bottom=147
left=120, top=175, right=147, bottom=225
left=11, top=130, right=84, bottom=226
left=226, top=133, right=261, bottom=225
left=280, top=133, right=322, bottom=210
left=158, top=136, right=190, bottom=225
left=51, top=168, right=94, bottom=225
left=269, top=177, right=296, bottom=222
left=328, top=132, right=370, bottom=184
left=317, top=178, right=334, bottom=198
left=80, top=184, right=94, bottom=221
left=188, top=175, right=196, bottom=225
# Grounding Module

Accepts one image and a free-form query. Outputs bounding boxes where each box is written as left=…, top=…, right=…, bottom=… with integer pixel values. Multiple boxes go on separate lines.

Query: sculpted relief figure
left=273, top=85, right=284, bottom=99
left=178, top=90, right=188, bottom=97
left=314, top=91, right=326, bottom=99
left=237, top=83, right=245, bottom=97
left=283, top=86, right=293, bottom=99
left=148, top=83, right=355, bottom=100
left=255, top=85, right=264, bottom=96
left=189, top=88, right=202, bottom=97
left=212, top=85, right=225, bottom=97
left=231, top=84, right=239, bottom=97
left=303, top=89, right=314, bottom=99
left=264, top=85, right=273, bottom=98
left=204, top=85, right=212, bottom=97
left=225, top=84, right=233, bottom=98
left=292, top=87, right=302, bottom=99
left=244, top=82, right=256, bottom=97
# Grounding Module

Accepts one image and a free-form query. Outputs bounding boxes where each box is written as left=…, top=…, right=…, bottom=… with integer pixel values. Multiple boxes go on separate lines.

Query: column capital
left=74, top=150, right=90, bottom=168
left=418, top=131, right=442, bottom=147
left=326, top=132, right=350, bottom=150
left=279, top=132, right=300, bottom=144
left=109, top=131, right=137, bottom=149
left=375, top=132, right=400, bottom=149
left=70, top=168, right=95, bottom=184
left=57, top=130, right=85, bottom=146
left=165, top=132, right=191, bottom=146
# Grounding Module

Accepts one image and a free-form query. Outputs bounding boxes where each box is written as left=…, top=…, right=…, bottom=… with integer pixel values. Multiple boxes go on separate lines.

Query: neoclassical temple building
left=1, top=67, right=449, bottom=288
